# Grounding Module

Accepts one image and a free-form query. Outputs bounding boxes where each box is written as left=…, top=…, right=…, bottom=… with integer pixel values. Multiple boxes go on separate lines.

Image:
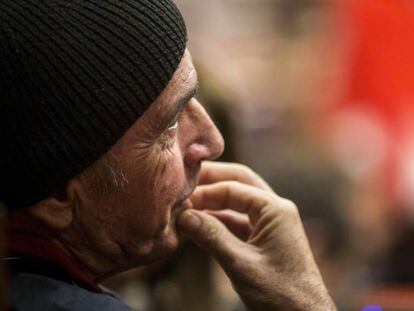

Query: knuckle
left=235, top=164, right=257, bottom=180
left=280, top=199, right=299, bottom=216
left=227, top=180, right=241, bottom=187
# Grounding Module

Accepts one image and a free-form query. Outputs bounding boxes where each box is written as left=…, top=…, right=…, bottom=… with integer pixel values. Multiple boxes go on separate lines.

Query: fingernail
left=178, top=210, right=201, bottom=233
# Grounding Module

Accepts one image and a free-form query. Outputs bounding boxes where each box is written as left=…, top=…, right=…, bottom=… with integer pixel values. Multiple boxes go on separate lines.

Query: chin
left=157, top=221, right=182, bottom=255
left=146, top=219, right=183, bottom=259
left=132, top=201, right=190, bottom=266
left=123, top=230, right=181, bottom=271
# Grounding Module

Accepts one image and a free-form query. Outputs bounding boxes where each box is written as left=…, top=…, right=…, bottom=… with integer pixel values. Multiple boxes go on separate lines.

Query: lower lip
left=171, top=199, right=193, bottom=222
left=172, top=199, right=193, bottom=219
left=175, top=198, right=193, bottom=210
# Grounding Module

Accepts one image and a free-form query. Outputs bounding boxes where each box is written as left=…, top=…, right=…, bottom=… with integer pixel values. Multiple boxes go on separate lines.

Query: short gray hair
left=85, top=153, right=129, bottom=200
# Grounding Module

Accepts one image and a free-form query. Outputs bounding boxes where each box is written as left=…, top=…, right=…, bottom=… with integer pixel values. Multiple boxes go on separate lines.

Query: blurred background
left=103, top=0, right=414, bottom=310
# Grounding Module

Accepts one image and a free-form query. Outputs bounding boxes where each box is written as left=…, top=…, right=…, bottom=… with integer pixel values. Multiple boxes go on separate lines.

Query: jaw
left=129, top=200, right=192, bottom=266
left=62, top=184, right=195, bottom=279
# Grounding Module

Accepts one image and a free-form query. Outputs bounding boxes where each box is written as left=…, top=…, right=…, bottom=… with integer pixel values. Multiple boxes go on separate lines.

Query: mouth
left=171, top=165, right=201, bottom=218
left=171, top=184, right=196, bottom=224
left=174, top=188, right=195, bottom=210
left=170, top=196, right=193, bottom=234
left=174, top=172, right=198, bottom=207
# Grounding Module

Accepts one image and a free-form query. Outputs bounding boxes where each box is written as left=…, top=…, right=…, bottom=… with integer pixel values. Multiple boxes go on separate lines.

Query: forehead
left=151, top=50, right=197, bottom=112
left=108, top=51, right=197, bottom=148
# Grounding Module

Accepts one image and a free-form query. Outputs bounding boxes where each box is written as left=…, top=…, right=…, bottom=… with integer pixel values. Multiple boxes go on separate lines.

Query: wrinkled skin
left=15, top=50, right=336, bottom=310
left=56, top=50, right=224, bottom=279
left=178, top=162, right=337, bottom=310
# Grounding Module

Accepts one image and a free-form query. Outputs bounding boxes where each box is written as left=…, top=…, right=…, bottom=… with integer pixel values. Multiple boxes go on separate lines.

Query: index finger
left=199, top=161, right=273, bottom=192
left=191, top=181, right=277, bottom=225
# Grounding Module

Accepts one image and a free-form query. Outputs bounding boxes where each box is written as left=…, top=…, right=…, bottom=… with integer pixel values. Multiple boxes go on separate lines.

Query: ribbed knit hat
left=0, top=0, right=187, bottom=209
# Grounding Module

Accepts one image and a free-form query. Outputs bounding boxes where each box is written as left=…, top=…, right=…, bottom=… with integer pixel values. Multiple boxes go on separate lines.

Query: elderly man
left=1, top=0, right=336, bottom=310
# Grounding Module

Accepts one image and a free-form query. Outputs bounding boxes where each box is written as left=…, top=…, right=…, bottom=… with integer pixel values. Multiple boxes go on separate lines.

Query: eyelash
left=167, top=108, right=185, bottom=130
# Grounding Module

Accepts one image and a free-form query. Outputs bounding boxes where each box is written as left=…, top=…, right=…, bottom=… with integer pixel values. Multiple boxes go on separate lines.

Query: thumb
left=177, top=209, right=245, bottom=264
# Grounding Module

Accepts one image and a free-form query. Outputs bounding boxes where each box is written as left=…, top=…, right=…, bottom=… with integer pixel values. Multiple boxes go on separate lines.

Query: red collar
left=9, top=232, right=101, bottom=292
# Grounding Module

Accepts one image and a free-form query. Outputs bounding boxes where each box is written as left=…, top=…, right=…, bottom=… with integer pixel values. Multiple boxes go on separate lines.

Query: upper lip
left=175, top=165, right=201, bottom=206
left=175, top=181, right=197, bottom=206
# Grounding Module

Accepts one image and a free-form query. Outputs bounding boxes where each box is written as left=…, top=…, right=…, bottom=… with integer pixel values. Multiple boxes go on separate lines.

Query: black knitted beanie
left=0, top=0, right=187, bottom=209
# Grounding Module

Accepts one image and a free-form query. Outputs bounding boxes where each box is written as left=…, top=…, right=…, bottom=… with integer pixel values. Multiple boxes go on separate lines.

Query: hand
left=177, top=161, right=336, bottom=311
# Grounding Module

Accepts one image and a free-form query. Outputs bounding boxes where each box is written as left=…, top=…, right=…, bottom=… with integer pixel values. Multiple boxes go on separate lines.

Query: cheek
left=123, top=143, right=186, bottom=237
left=150, top=152, right=185, bottom=217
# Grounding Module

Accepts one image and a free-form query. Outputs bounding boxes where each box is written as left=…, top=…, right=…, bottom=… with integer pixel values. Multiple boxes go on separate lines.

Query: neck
left=8, top=229, right=101, bottom=289
left=7, top=204, right=131, bottom=283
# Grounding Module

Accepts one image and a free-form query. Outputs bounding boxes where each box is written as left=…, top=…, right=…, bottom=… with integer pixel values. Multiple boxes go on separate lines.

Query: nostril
left=184, top=143, right=210, bottom=167
left=184, top=129, right=224, bottom=167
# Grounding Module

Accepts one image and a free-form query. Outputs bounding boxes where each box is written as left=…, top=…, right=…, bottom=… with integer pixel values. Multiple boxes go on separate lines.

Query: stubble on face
left=60, top=51, right=202, bottom=278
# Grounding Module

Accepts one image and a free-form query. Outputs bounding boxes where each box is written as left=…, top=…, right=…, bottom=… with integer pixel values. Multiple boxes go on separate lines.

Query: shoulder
left=10, top=272, right=136, bottom=311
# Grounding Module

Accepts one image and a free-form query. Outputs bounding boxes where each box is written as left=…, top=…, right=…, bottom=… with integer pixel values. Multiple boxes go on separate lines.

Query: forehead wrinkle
left=158, top=51, right=197, bottom=107
left=155, top=66, right=197, bottom=116
left=123, top=53, right=197, bottom=139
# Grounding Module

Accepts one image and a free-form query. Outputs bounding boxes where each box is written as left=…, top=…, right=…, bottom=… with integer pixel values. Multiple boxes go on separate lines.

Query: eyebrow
left=171, top=81, right=199, bottom=116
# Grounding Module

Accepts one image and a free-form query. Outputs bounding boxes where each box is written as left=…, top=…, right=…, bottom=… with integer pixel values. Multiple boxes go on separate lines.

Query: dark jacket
left=9, top=257, right=136, bottom=311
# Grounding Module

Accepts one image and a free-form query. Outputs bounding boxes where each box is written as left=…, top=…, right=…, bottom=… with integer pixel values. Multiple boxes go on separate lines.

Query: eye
left=166, top=109, right=185, bottom=131
left=168, top=119, right=179, bottom=130
left=157, top=111, right=184, bottom=149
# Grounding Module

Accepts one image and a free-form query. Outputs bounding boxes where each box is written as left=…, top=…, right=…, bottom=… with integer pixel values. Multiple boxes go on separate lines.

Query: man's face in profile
left=64, top=50, right=224, bottom=272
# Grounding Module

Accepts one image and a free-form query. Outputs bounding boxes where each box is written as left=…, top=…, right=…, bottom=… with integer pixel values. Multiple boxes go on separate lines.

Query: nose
left=182, top=100, right=225, bottom=167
